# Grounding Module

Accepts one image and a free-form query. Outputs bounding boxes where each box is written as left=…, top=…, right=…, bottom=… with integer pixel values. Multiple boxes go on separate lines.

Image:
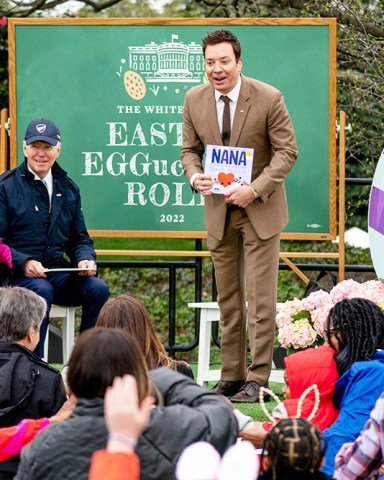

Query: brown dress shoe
left=231, top=381, right=271, bottom=403
left=211, top=380, right=245, bottom=397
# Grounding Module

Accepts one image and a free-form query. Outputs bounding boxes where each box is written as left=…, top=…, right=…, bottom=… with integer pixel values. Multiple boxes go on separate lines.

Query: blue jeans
left=6, top=273, right=109, bottom=358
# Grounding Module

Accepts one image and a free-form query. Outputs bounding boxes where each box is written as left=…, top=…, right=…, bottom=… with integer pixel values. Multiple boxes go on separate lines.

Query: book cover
left=204, top=144, right=254, bottom=194
left=44, top=267, right=97, bottom=273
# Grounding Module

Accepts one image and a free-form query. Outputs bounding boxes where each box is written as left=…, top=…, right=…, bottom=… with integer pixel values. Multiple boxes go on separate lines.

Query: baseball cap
left=24, top=118, right=61, bottom=146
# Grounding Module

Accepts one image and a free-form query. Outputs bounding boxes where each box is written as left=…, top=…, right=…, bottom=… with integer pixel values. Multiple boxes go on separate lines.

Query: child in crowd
left=334, top=391, right=384, bottom=479
left=90, top=378, right=259, bottom=480
left=322, top=298, right=384, bottom=476
left=238, top=344, right=339, bottom=446
left=258, top=417, right=332, bottom=479
left=15, top=328, right=237, bottom=480
left=62, top=293, right=194, bottom=395
left=89, top=375, right=154, bottom=480
left=96, top=293, right=193, bottom=378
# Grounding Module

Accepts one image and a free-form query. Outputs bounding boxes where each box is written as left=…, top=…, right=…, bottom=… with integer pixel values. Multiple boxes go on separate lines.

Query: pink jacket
left=0, top=418, right=50, bottom=461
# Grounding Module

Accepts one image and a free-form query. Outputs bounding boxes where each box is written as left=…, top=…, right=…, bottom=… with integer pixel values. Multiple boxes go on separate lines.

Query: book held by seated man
left=43, top=267, right=97, bottom=273
left=204, top=144, right=254, bottom=194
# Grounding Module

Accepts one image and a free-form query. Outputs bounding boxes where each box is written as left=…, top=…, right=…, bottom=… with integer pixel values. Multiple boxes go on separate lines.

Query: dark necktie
left=220, top=95, right=231, bottom=146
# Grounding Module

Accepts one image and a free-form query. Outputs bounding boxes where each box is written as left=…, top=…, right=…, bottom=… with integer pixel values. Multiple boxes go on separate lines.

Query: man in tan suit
left=181, top=30, right=298, bottom=402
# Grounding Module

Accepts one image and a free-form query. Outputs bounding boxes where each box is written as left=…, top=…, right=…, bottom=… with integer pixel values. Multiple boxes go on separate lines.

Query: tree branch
left=278, top=0, right=384, bottom=38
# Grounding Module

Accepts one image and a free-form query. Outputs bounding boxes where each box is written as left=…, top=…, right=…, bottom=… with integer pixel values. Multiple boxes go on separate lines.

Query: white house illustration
left=128, top=34, right=205, bottom=83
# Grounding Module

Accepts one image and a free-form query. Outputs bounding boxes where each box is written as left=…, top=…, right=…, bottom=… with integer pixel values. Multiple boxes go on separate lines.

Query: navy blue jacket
left=0, top=160, right=95, bottom=277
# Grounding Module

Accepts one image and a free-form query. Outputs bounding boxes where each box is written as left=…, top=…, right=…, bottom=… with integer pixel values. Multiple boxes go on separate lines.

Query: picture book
left=204, top=144, right=254, bottom=194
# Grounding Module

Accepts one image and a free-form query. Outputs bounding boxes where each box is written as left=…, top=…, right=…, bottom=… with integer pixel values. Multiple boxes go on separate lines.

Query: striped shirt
left=334, top=392, right=384, bottom=479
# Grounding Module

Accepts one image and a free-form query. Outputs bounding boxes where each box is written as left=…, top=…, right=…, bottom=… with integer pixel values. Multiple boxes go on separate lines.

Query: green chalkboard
left=8, top=18, right=336, bottom=239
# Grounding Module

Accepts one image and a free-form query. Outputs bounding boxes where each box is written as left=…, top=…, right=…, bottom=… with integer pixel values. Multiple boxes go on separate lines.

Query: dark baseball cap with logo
left=24, top=118, right=61, bottom=146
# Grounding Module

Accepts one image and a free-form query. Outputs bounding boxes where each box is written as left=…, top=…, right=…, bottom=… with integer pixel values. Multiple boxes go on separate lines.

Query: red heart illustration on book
left=218, top=172, right=235, bottom=187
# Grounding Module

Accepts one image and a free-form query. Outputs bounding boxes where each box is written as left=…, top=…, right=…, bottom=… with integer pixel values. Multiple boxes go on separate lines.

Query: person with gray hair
left=0, top=286, right=66, bottom=480
left=0, top=285, right=46, bottom=344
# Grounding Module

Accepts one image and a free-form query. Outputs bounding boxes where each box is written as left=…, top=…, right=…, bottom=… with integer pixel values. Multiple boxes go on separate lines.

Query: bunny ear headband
left=259, top=384, right=320, bottom=425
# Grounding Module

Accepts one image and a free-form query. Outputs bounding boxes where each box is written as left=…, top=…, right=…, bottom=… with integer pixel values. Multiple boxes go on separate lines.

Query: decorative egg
left=368, top=148, right=384, bottom=281
left=123, top=70, right=146, bottom=100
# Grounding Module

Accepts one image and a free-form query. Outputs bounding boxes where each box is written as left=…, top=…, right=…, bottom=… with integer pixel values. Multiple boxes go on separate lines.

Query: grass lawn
left=194, top=365, right=284, bottom=421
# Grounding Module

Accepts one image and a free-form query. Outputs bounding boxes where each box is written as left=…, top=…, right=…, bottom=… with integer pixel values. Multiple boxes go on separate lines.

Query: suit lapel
left=230, top=76, right=251, bottom=146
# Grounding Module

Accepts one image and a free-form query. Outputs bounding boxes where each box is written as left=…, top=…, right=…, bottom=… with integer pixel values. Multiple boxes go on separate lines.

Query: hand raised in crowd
left=105, top=375, right=154, bottom=453
left=0, top=239, right=12, bottom=268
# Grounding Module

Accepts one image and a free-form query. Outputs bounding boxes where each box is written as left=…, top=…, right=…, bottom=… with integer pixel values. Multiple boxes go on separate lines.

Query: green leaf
left=292, top=310, right=311, bottom=320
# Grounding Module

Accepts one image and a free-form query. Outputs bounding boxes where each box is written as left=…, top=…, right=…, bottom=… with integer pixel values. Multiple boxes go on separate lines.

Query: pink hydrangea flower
left=277, top=319, right=317, bottom=349
left=301, top=289, right=332, bottom=312
left=276, top=298, right=302, bottom=328
left=351, top=280, right=384, bottom=305
left=311, top=304, right=333, bottom=337
left=329, top=279, right=360, bottom=303
left=276, top=279, right=384, bottom=352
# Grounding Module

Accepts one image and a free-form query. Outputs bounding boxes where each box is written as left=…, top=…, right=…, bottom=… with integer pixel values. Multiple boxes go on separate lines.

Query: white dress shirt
left=190, top=76, right=242, bottom=188
left=28, top=166, right=53, bottom=201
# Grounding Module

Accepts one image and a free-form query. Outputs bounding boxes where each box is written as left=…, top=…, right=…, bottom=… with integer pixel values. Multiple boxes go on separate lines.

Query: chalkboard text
left=106, top=122, right=182, bottom=147
left=124, top=182, right=204, bottom=208
left=116, top=105, right=184, bottom=115
left=160, top=214, right=185, bottom=223
left=116, top=105, right=141, bottom=114
left=82, top=152, right=183, bottom=177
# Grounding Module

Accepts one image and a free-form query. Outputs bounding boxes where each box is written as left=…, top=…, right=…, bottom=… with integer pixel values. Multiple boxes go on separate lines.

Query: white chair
left=43, top=305, right=76, bottom=364
left=188, top=302, right=285, bottom=386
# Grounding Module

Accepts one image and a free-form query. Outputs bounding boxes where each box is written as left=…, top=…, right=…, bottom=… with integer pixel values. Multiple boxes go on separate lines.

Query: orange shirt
left=89, top=450, right=140, bottom=480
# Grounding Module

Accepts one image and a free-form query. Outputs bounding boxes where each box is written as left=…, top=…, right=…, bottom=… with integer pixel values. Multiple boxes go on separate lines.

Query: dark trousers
left=6, top=273, right=109, bottom=358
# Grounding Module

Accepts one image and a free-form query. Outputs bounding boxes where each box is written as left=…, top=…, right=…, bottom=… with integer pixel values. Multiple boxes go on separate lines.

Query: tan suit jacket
left=181, top=75, right=298, bottom=241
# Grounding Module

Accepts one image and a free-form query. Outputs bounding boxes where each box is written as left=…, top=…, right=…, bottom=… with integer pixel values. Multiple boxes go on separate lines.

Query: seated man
left=0, top=118, right=109, bottom=357
left=0, top=286, right=67, bottom=479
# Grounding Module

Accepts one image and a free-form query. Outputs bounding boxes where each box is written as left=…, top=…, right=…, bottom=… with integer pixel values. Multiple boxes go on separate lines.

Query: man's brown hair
left=202, top=29, right=242, bottom=62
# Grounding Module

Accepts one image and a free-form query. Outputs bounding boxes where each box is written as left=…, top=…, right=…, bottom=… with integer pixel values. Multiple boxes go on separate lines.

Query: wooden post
left=338, top=111, right=346, bottom=281
left=0, top=108, right=8, bottom=173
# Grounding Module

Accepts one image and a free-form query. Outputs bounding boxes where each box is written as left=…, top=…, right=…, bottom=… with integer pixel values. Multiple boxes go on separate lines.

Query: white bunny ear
left=296, top=384, right=320, bottom=422
left=259, top=386, right=282, bottom=424
left=217, top=441, right=260, bottom=480
left=175, top=442, right=221, bottom=480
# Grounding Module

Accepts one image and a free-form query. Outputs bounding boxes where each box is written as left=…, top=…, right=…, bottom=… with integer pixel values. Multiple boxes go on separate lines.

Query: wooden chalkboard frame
left=8, top=17, right=337, bottom=240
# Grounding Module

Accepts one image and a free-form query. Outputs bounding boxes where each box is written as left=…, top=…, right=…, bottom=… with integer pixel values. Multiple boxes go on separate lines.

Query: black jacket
left=0, top=342, right=66, bottom=478
left=0, top=160, right=95, bottom=278
left=15, top=368, right=238, bottom=480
